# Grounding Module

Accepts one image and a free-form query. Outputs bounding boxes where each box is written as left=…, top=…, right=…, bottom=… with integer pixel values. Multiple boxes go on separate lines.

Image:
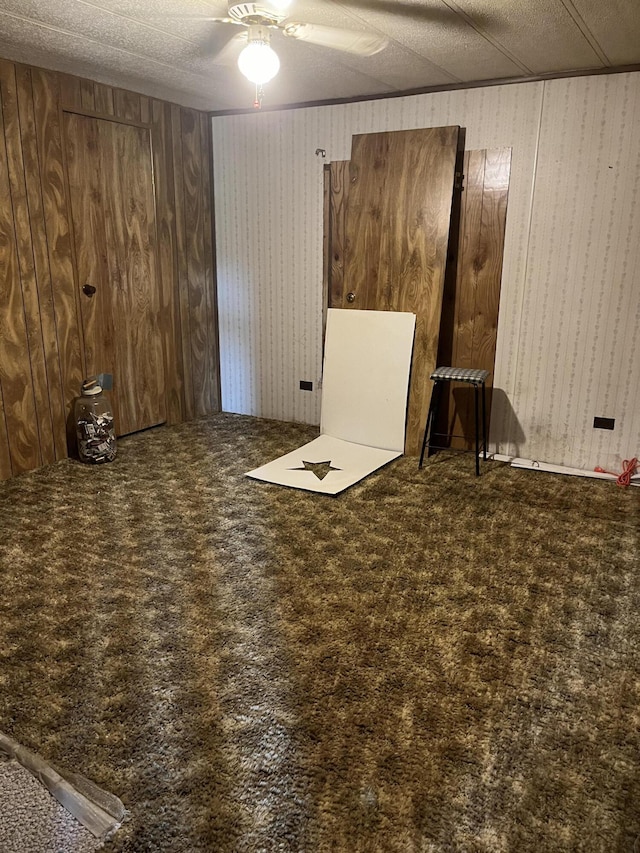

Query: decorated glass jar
left=74, top=378, right=117, bottom=464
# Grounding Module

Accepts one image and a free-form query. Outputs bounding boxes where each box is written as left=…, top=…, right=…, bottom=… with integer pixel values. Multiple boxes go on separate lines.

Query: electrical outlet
left=593, top=416, right=615, bottom=430
left=299, top=380, right=313, bottom=391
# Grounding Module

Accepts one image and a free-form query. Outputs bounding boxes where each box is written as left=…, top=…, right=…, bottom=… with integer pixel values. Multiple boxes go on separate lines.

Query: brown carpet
left=0, top=413, right=639, bottom=852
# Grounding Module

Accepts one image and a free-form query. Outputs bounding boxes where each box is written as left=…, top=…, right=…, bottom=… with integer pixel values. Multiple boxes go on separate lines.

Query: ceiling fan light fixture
left=238, top=26, right=280, bottom=84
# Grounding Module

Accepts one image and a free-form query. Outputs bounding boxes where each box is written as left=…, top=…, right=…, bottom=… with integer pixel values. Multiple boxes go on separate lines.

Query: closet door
left=64, top=112, right=165, bottom=435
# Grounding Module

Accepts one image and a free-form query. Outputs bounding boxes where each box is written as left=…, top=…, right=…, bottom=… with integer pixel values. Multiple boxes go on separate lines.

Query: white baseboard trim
left=508, top=457, right=639, bottom=486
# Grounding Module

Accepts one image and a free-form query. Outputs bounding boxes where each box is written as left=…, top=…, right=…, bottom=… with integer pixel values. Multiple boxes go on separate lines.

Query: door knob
left=82, top=284, right=96, bottom=297
left=346, top=292, right=356, bottom=303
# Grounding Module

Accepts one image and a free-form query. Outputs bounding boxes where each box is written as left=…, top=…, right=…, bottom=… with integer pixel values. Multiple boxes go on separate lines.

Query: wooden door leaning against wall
left=64, top=111, right=166, bottom=436
left=325, top=126, right=461, bottom=456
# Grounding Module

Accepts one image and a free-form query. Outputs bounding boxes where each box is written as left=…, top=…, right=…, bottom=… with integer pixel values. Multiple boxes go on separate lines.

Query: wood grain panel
left=0, top=60, right=55, bottom=465
left=151, top=98, right=185, bottom=425
left=139, top=96, right=150, bottom=125
left=344, top=127, right=460, bottom=455
left=181, top=108, right=210, bottom=418
left=31, top=68, right=85, bottom=416
left=326, top=160, right=350, bottom=309
left=0, top=385, right=12, bottom=479
left=171, top=104, right=194, bottom=421
left=79, top=79, right=95, bottom=112
left=0, top=57, right=219, bottom=479
left=322, top=164, right=330, bottom=339
left=100, top=118, right=164, bottom=432
left=58, top=73, right=82, bottom=111
left=93, top=82, right=115, bottom=116
left=63, top=112, right=110, bottom=413
left=64, top=113, right=165, bottom=435
left=0, top=83, right=42, bottom=473
left=114, top=88, right=141, bottom=123
left=473, top=148, right=511, bottom=368
left=445, top=148, right=511, bottom=449
left=199, top=111, right=221, bottom=413
left=452, top=151, right=486, bottom=368
left=15, top=65, right=68, bottom=461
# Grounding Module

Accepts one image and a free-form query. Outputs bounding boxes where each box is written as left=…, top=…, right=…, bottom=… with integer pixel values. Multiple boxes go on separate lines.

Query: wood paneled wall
left=0, top=59, right=220, bottom=480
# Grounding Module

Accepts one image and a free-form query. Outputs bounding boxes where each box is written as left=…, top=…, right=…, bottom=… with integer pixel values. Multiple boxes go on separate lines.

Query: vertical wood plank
left=58, top=73, right=82, bottom=111
left=79, top=79, right=95, bottom=112
left=114, top=89, right=141, bottom=122
left=451, top=151, right=485, bottom=371
left=15, top=65, right=68, bottom=460
left=62, top=113, right=110, bottom=409
left=0, top=100, right=20, bottom=480
left=446, top=148, right=511, bottom=449
left=151, top=99, right=184, bottom=424
left=473, top=148, right=511, bottom=372
left=100, top=118, right=164, bottom=432
left=172, top=104, right=194, bottom=421
left=322, top=164, right=330, bottom=332
left=327, top=160, right=350, bottom=309
left=344, top=127, right=460, bottom=455
left=31, top=68, right=85, bottom=420
left=0, top=60, right=55, bottom=464
left=200, top=111, right=220, bottom=412
left=181, top=108, right=209, bottom=418
left=434, top=136, right=465, bottom=374
left=139, top=96, right=150, bottom=124
left=345, top=135, right=392, bottom=309
left=93, top=83, right=115, bottom=116
left=0, top=383, right=13, bottom=480
left=446, top=150, right=486, bottom=444
left=0, top=77, right=42, bottom=473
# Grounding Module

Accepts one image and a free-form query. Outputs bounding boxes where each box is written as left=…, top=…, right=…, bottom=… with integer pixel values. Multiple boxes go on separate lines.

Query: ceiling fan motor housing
left=228, top=2, right=287, bottom=26
left=246, top=24, right=272, bottom=45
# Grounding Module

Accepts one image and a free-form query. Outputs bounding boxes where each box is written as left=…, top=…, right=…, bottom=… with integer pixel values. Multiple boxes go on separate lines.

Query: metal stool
left=419, top=367, right=490, bottom=476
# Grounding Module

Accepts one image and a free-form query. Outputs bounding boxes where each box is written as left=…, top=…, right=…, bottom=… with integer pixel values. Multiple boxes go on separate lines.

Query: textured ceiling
left=0, top=0, right=638, bottom=112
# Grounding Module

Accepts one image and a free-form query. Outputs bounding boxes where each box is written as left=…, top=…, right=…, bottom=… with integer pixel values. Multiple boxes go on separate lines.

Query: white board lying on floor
left=246, top=434, right=400, bottom=495
left=246, top=309, right=416, bottom=494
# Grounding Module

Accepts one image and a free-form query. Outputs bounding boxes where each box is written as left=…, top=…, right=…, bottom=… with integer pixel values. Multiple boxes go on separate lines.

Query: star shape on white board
left=288, top=460, right=342, bottom=481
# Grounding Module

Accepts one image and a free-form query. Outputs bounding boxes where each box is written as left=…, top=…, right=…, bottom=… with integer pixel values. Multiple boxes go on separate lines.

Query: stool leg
left=419, top=381, right=438, bottom=468
left=481, top=381, right=487, bottom=461
left=474, top=383, right=480, bottom=476
left=429, top=381, right=445, bottom=458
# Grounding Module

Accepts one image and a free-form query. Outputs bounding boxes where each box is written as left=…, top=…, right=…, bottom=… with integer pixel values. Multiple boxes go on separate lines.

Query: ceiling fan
left=187, top=0, right=388, bottom=104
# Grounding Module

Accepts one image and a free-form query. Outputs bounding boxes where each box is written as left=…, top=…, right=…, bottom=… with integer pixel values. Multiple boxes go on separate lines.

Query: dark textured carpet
left=0, top=413, right=639, bottom=852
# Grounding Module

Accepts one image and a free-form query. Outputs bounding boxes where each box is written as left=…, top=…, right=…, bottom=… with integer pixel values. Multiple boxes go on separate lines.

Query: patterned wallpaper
left=211, top=72, right=640, bottom=471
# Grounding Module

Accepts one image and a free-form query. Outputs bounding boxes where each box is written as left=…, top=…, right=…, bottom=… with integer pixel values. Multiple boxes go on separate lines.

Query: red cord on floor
left=594, top=457, right=638, bottom=487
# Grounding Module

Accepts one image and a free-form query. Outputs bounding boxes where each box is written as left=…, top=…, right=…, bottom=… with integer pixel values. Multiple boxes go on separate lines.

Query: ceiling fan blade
left=193, top=24, right=244, bottom=61
left=335, top=0, right=493, bottom=28
left=281, top=22, right=387, bottom=56
left=161, top=16, right=235, bottom=23
left=211, top=31, right=247, bottom=65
